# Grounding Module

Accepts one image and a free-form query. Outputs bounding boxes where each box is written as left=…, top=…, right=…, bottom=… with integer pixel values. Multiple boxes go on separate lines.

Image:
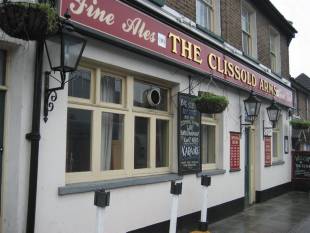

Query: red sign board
left=264, top=136, right=272, bottom=166
left=230, top=132, right=240, bottom=171
left=60, top=0, right=292, bottom=107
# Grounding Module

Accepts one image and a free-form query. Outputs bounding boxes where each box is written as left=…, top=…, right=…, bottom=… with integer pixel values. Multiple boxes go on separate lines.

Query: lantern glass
left=45, top=29, right=86, bottom=74
left=63, top=32, right=86, bottom=72
left=244, top=92, right=261, bottom=122
left=45, top=33, right=62, bottom=72
left=267, top=101, right=281, bottom=127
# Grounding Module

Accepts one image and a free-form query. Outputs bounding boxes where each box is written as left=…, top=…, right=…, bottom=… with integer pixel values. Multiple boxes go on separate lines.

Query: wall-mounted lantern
left=43, top=11, right=87, bottom=122
left=263, top=100, right=281, bottom=139
left=240, top=91, right=262, bottom=135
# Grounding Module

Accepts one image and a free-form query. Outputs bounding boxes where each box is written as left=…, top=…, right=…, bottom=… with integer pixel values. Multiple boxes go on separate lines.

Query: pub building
left=0, top=0, right=297, bottom=232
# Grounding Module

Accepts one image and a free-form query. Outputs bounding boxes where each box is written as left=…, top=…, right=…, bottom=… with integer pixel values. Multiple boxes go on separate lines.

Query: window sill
left=272, top=160, right=285, bottom=166
left=197, top=169, right=226, bottom=177
left=58, top=173, right=182, bottom=196
left=243, top=54, right=259, bottom=64
left=196, top=24, right=224, bottom=43
left=229, top=168, right=241, bottom=173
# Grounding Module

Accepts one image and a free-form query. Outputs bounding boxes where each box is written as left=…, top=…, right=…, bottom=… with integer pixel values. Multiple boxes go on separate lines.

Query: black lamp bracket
left=240, top=115, right=253, bottom=137
left=43, top=71, right=66, bottom=122
left=263, top=120, right=273, bottom=140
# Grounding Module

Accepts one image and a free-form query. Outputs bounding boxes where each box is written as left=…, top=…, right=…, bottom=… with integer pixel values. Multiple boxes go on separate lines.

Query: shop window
left=201, top=114, right=217, bottom=169
left=272, top=129, right=280, bottom=161
left=68, top=68, right=91, bottom=100
left=270, top=28, right=281, bottom=74
left=66, top=108, right=92, bottom=172
left=101, top=112, right=124, bottom=171
left=66, top=66, right=171, bottom=183
left=241, top=2, right=257, bottom=58
left=100, top=74, right=122, bottom=104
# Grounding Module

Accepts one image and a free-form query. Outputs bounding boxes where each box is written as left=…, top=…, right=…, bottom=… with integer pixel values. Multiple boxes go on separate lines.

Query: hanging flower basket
left=193, top=92, right=229, bottom=114
left=0, top=1, right=59, bottom=41
left=290, top=119, right=310, bottom=130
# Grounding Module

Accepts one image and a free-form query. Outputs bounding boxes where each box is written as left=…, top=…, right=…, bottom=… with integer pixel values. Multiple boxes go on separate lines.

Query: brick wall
left=164, top=0, right=291, bottom=79
left=166, top=0, right=196, bottom=21
left=221, top=0, right=242, bottom=51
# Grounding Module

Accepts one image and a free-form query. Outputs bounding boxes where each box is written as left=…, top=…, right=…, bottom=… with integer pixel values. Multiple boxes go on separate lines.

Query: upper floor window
left=241, top=2, right=257, bottom=58
left=66, top=65, right=172, bottom=183
left=196, top=0, right=213, bottom=31
left=196, top=0, right=221, bottom=35
left=270, top=28, right=281, bottom=74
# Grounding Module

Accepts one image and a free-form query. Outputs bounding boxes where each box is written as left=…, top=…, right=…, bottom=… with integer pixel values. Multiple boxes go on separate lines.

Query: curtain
left=101, top=76, right=115, bottom=170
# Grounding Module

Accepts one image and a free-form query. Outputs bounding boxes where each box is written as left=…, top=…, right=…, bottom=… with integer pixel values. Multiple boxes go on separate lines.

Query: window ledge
left=197, top=169, right=226, bottom=177
left=272, top=160, right=285, bottom=166
left=58, top=173, right=182, bottom=196
left=196, top=24, right=224, bottom=43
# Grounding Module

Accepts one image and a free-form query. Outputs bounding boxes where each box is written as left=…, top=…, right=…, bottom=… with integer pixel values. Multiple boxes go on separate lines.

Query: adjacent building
left=0, top=0, right=297, bottom=232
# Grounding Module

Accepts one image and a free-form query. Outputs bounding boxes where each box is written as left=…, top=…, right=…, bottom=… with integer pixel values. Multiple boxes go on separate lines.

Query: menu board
left=178, top=93, right=201, bottom=175
left=292, top=152, right=310, bottom=180
left=264, top=136, right=272, bottom=166
left=230, top=132, right=240, bottom=171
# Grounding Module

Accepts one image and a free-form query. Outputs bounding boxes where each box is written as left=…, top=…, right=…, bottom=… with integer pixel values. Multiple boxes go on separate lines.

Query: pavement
left=206, top=191, right=310, bottom=233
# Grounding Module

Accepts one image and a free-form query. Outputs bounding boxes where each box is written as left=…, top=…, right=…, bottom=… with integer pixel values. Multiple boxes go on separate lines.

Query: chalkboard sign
left=178, top=93, right=201, bottom=175
left=292, top=151, right=310, bottom=180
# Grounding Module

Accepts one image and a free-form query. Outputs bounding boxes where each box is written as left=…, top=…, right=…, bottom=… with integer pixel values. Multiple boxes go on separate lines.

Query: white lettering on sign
left=122, top=18, right=156, bottom=43
left=69, top=0, right=115, bottom=25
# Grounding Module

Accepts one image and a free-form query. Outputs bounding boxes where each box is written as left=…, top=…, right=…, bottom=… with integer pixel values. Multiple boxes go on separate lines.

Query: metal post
left=94, top=189, right=110, bottom=233
left=169, top=181, right=182, bottom=233
left=200, top=175, right=211, bottom=231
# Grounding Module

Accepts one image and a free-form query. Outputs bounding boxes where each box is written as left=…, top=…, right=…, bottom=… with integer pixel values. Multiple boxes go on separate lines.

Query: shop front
left=26, top=0, right=295, bottom=232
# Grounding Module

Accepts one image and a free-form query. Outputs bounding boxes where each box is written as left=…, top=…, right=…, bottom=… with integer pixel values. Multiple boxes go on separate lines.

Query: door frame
left=245, top=126, right=256, bottom=206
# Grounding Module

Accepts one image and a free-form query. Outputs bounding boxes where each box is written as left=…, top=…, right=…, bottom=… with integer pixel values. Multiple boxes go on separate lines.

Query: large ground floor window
left=66, top=65, right=172, bottom=183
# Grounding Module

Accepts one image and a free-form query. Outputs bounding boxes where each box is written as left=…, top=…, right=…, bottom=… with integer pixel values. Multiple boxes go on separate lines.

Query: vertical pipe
left=26, top=39, right=44, bottom=233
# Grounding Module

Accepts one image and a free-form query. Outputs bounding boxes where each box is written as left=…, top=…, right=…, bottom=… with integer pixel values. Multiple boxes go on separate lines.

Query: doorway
left=244, top=127, right=256, bottom=206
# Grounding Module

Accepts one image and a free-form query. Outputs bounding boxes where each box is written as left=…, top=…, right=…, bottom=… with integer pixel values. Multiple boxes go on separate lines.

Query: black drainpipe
left=25, top=39, right=44, bottom=233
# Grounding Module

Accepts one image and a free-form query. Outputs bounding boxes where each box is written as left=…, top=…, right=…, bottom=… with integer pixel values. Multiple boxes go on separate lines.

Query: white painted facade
left=0, top=2, right=293, bottom=233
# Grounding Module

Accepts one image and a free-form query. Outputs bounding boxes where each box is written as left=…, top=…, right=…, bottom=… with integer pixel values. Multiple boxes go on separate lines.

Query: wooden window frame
left=66, top=64, right=172, bottom=183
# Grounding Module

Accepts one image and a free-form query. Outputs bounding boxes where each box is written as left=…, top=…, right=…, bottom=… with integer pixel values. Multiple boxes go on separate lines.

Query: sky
left=270, top=0, right=310, bottom=78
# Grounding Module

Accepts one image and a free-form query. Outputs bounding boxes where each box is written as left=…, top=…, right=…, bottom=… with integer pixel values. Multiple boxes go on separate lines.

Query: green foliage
left=290, top=119, right=310, bottom=129
left=193, top=92, right=229, bottom=114
left=11, top=2, right=59, bottom=34
left=193, top=92, right=229, bottom=105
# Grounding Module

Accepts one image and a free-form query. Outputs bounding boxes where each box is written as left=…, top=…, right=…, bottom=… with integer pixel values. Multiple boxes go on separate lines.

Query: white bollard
left=200, top=185, right=208, bottom=224
left=94, top=189, right=110, bottom=233
left=200, top=176, right=211, bottom=231
left=96, top=206, right=105, bottom=233
left=169, top=181, right=182, bottom=233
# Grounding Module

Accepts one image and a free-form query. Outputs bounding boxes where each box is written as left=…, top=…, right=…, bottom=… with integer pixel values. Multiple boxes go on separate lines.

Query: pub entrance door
left=244, top=127, right=256, bottom=206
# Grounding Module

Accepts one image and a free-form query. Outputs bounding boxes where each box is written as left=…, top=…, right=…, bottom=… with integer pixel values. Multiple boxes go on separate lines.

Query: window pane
left=202, top=124, right=216, bottom=164
left=196, top=0, right=212, bottom=30
left=242, top=33, right=250, bottom=56
left=68, top=69, right=91, bottom=99
left=0, top=50, right=6, bottom=86
left=101, top=75, right=122, bottom=104
left=271, top=54, right=276, bottom=72
left=156, top=119, right=169, bottom=167
left=134, top=117, right=150, bottom=169
left=66, top=108, right=92, bottom=172
left=134, top=81, right=168, bottom=111
left=101, top=112, right=124, bottom=171
left=272, top=132, right=278, bottom=158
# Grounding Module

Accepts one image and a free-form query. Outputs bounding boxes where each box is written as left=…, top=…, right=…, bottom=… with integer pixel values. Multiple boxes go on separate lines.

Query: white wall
left=1, top=34, right=292, bottom=233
